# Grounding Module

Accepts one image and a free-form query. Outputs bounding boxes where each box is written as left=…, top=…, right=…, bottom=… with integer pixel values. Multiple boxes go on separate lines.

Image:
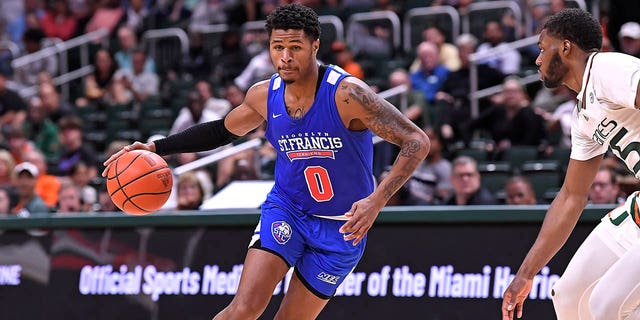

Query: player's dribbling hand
left=102, top=141, right=155, bottom=177
left=339, top=197, right=382, bottom=246
left=501, top=275, right=533, bottom=319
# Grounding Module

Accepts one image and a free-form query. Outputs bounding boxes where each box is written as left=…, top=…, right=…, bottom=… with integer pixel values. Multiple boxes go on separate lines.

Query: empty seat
left=456, top=148, right=488, bottom=162
left=521, top=160, right=562, bottom=199
left=478, top=161, right=512, bottom=194
left=547, top=147, right=571, bottom=170
left=502, top=146, right=539, bottom=172
left=140, top=118, right=173, bottom=137
left=84, top=130, right=108, bottom=152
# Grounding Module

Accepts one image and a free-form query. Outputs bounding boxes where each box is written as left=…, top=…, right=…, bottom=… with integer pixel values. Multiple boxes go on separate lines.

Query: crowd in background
left=0, top=0, right=638, bottom=215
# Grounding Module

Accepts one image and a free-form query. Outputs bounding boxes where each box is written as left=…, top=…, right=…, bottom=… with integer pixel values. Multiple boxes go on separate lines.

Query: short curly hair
left=265, top=4, right=321, bottom=41
left=543, top=8, right=602, bottom=52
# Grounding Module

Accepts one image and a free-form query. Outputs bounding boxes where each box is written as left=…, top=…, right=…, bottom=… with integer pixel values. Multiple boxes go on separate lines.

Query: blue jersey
left=264, top=65, right=375, bottom=217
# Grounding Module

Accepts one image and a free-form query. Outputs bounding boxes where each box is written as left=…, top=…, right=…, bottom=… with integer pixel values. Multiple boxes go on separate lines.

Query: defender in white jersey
left=502, top=9, right=640, bottom=320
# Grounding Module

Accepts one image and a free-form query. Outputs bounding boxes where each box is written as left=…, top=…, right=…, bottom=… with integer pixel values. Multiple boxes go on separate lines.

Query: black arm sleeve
left=153, top=119, right=240, bottom=156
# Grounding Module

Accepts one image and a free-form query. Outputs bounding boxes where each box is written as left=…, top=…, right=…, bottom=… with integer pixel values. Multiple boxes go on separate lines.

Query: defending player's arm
left=102, top=82, right=269, bottom=174
left=502, top=154, right=602, bottom=320
left=336, top=77, right=430, bottom=245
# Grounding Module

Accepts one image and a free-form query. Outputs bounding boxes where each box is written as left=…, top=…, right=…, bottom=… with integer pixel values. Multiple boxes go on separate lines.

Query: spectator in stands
left=330, top=41, right=364, bottom=80
left=23, top=148, right=60, bottom=208
left=96, top=183, right=118, bottom=212
left=378, top=166, right=411, bottom=206
left=588, top=167, right=623, bottom=205
left=241, top=28, right=269, bottom=59
left=475, top=20, right=521, bottom=75
left=153, top=0, right=192, bottom=27
left=223, top=82, right=245, bottom=108
left=411, top=41, right=449, bottom=105
left=6, top=0, right=45, bottom=48
left=234, top=46, right=274, bottom=91
left=527, top=1, right=550, bottom=34
left=113, top=48, right=160, bottom=104
left=211, top=28, right=248, bottom=86
left=216, top=141, right=260, bottom=188
left=37, top=70, right=54, bottom=85
left=432, top=0, right=472, bottom=16
left=6, top=127, right=36, bottom=165
left=499, top=9, right=518, bottom=42
left=68, top=0, right=92, bottom=30
left=176, top=171, right=208, bottom=210
left=411, top=26, right=461, bottom=72
left=618, top=22, right=640, bottom=58
left=531, top=84, right=574, bottom=112
left=0, top=185, right=18, bottom=215
left=371, top=0, right=401, bottom=15
left=195, top=80, right=231, bottom=118
left=349, top=23, right=392, bottom=58
left=15, top=28, right=58, bottom=87
left=536, top=89, right=577, bottom=149
left=434, top=33, right=505, bottom=143
left=69, top=161, right=97, bottom=208
left=122, top=0, right=151, bottom=34
left=410, top=127, right=453, bottom=205
left=40, top=0, right=78, bottom=41
left=446, top=155, right=497, bottom=205
left=104, top=140, right=130, bottom=159
left=0, top=73, right=28, bottom=130
left=84, top=0, right=124, bottom=35
left=114, top=26, right=155, bottom=73
left=76, top=48, right=117, bottom=107
left=170, top=90, right=223, bottom=136
left=550, top=0, right=567, bottom=15
left=189, top=0, right=232, bottom=29
left=388, top=69, right=428, bottom=128
left=464, top=76, right=547, bottom=159
left=39, top=82, right=74, bottom=124
left=55, top=181, right=84, bottom=213
left=56, top=115, right=97, bottom=178
left=13, top=161, right=49, bottom=214
left=504, top=176, right=537, bottom=205
left=0, top=149, right=16, bottom=187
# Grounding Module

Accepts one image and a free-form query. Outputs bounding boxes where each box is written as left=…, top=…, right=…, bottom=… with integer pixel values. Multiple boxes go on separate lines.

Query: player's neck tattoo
left=287, top=106, right=304, bottom=119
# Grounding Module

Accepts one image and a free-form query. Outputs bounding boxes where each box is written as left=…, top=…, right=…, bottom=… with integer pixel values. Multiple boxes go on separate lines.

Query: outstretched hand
left=502, top=275, right=533, bottom=319
left=102, top=141, right=155, bottom=177
left=339, top=197, right=382, bottom=246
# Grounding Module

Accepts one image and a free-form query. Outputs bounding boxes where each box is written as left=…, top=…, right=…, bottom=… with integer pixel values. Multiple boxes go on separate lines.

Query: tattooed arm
left=336, top=77, right=430, bottom=245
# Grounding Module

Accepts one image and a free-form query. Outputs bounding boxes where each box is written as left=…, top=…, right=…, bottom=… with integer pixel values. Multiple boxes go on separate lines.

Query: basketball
left=105, top=150, right=173, bottom=215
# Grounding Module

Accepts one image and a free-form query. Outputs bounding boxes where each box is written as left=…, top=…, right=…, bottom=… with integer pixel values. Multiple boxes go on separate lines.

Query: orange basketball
left=105, top=150, right=173, bottom=215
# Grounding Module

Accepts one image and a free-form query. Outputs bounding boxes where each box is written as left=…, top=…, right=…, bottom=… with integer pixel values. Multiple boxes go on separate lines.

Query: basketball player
left=502, top=9, right=640, bottom=320
left=104, top=4, right=429, bottom=319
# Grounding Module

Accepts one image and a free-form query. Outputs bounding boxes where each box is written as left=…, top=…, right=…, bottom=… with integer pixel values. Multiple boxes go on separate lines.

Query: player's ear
left=562, top=40, right=571, bottom=54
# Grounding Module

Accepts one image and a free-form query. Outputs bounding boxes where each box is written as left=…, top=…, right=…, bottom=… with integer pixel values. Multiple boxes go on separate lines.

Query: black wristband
left=154, top=119, right=239, bottom=156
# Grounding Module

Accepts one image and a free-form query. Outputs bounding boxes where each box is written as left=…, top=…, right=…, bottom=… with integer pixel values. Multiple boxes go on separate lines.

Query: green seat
left=548, top=147, right=571, bottom=171
left=84, top=130, right=108, bottom=152
left=478, top=161, right=512, bottom=195
left=521, top=160, right=562, bottom=199
left=456, top=148, right=487, bottom=162
left=81, top=110, right=108, bottom=131
left=106, top=120, right=130, bottom=141
left=503, top=146, right=539, bottom=172
left=140, top=118, right=173, bottom=137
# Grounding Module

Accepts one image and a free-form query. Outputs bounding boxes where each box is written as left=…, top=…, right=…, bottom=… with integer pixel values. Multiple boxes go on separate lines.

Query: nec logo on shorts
left=271, top=221, right=292, bottom=244
left=317, top=272, right=340, bottom=285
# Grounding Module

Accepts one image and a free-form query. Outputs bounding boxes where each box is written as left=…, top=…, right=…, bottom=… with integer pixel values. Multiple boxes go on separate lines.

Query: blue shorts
left=249, top=201, right=366, bottom=299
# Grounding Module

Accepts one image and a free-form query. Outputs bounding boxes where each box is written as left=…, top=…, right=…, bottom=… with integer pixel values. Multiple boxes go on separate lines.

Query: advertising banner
left=0, top=220, right=596, bottom=320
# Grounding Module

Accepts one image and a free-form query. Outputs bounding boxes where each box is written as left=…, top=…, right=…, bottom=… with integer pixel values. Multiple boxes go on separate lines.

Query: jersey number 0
left=304, top=166, right=334, bottom=202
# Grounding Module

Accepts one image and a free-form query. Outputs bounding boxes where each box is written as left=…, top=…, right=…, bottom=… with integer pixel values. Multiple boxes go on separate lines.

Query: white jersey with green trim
left=571, top=52, right=640, bottom=177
